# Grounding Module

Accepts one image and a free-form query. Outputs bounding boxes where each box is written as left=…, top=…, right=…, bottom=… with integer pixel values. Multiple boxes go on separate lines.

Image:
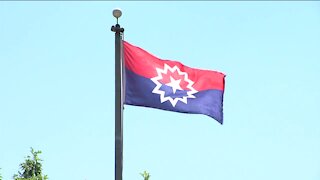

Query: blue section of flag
left=124, top=68, right=224, bottom=124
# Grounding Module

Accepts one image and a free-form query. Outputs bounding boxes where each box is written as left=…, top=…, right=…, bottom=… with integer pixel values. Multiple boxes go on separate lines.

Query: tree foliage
left=13, top=148, right=48, bottom=180
left=140, top=171, right=150, bottom=180
left=0, top=168, right=3, bottom=180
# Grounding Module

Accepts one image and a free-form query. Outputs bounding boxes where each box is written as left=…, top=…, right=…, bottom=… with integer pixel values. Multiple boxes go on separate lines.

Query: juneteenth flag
left=123, top=41, right=226, bottom=124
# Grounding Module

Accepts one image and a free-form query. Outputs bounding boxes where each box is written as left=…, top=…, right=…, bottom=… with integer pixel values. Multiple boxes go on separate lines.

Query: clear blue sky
left=1, top=2, right=320, bottom=180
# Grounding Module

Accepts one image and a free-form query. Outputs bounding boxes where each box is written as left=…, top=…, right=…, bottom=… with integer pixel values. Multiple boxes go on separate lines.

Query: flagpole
left=111, top=8, right=124, bottom=180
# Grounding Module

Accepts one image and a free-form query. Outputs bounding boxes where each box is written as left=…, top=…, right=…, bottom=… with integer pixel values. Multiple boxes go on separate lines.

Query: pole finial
left=113, top=8, right=122, bottom=24
left=111, top=8, right=124, bottom=33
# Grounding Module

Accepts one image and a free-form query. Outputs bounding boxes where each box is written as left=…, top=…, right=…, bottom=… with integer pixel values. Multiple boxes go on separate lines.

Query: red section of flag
left=123, top=41, right=225, bottom=91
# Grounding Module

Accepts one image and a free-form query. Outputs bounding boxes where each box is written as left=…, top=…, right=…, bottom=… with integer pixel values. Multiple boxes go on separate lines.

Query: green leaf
left=13, top=147, right=48, bottom=180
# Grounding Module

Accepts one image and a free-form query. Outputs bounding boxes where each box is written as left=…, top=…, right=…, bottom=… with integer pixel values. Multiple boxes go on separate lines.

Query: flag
left=123, top=41, right=226, bottom=124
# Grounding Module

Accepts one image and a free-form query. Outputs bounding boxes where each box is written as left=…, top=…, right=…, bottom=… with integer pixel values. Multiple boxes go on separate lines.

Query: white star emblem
left=151, top=64, right=198, bottom=107
left=166, top=76, right=182, bottom=94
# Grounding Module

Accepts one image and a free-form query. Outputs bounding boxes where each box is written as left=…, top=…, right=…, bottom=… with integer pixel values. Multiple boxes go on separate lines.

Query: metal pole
left=111, top=10, right=124, bottom=180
